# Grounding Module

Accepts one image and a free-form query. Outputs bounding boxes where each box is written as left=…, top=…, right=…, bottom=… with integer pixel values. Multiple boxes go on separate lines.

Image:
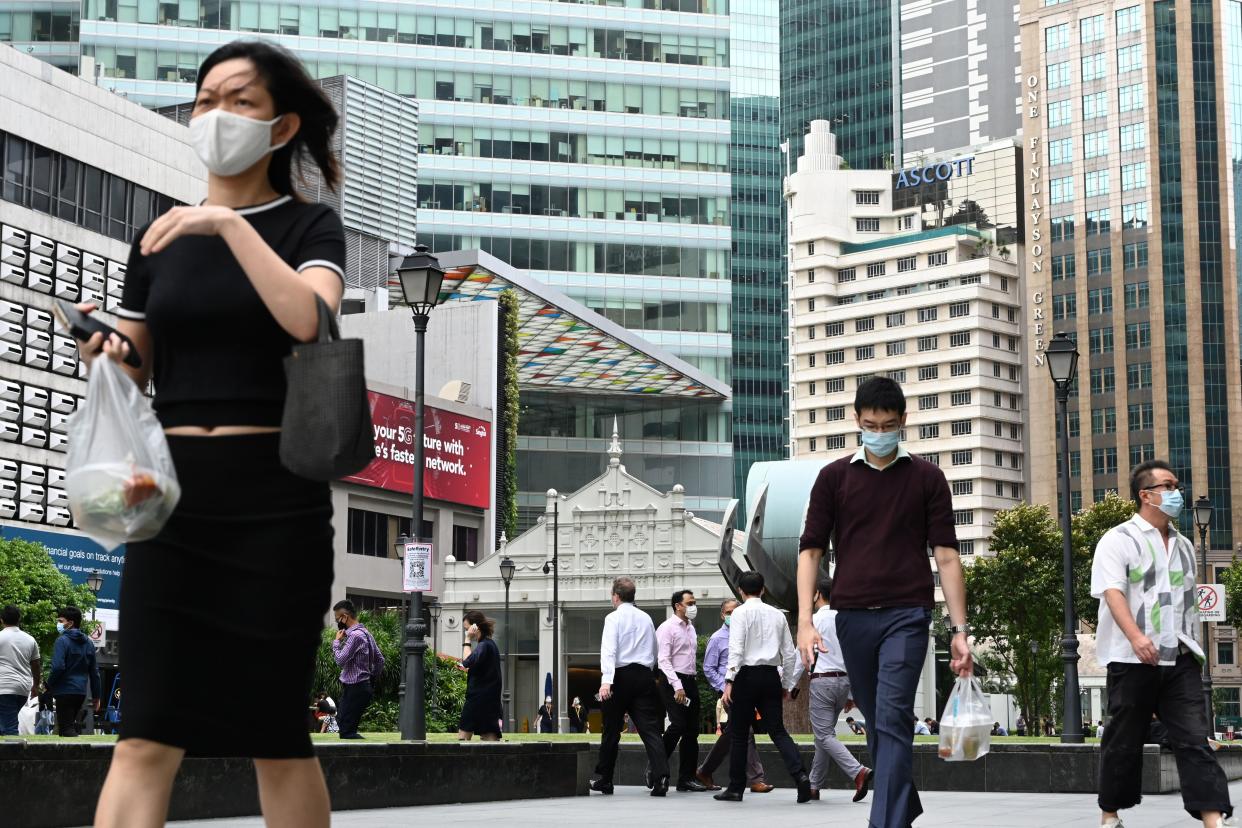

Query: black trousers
left=1098, top=653, right=1232, bottom=819
left=728, top=666, right=803, bottom=793
left=337, top=681, right=373, bottom=738
left=658, top=672, right=700, bottom=783
left=54, top=694, right=85, bottom=737
left=595, top=664, right=669, bottom=783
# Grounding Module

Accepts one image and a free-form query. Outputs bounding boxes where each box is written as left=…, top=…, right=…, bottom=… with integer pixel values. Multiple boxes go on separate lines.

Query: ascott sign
left=342, top=390, right=492, bottom=510
left=895, top=156, right=975, bottom=189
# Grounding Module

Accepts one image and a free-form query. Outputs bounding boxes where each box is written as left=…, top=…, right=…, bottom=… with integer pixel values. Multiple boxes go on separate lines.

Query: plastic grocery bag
left=66, top=357, right=180, bottom=550
left=937, top=676, right=992, bottom=762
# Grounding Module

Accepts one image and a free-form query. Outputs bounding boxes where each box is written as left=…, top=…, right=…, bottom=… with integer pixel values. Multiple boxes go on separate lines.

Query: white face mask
left=684, top=604, right=698, bottom=621
left=189, top=109, right=287, bottom=177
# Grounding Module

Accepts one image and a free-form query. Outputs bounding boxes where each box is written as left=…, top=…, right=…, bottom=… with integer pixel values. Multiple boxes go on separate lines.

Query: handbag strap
left=315, top=295, right=340, bottom=344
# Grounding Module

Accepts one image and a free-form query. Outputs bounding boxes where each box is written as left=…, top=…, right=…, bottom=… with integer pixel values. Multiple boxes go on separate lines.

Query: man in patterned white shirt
left=1091, top=460, right=1233, bottom=828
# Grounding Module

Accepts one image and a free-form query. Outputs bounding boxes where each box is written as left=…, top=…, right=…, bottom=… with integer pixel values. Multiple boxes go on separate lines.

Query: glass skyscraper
left=729, top=0, right=785, bottom=516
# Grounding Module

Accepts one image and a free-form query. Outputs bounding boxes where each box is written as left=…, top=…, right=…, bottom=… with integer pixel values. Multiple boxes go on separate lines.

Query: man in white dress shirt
left=790, top=576, right=872, bottom=802
left=591, top=576, right=671, bottom=797
left=715, top=571, right=812, bottom=803
left=1092, top=460, right=1232, bottom=828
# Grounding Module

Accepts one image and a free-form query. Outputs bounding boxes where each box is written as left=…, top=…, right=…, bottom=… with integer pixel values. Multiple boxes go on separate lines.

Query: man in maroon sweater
left=796, top=377, right=973, bottom=828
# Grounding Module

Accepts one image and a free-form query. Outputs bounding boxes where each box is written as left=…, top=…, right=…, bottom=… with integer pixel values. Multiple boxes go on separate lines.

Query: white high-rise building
left=786, top=121, right=1025, bottom=558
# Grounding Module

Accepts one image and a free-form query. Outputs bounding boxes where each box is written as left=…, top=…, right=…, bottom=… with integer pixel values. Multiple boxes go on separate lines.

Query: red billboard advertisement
left=342, top=390, right=492, bottom=510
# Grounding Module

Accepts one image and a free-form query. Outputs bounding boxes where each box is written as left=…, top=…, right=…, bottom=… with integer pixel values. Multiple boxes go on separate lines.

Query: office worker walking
left=656, top=589, right=707, bottom=792
left=590, top=577, right=670, bottom=797
left=715, top=571, right=811, bottom=804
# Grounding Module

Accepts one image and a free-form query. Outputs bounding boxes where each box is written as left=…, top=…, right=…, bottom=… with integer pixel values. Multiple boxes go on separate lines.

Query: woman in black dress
left=82, top=40, right=346, bottom=827
left=458, top=610, right=503, bottom=741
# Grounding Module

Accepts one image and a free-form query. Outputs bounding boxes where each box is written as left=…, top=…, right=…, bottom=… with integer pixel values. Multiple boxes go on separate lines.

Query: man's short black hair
left=612, top=577, right=637, bottom=603
left=58, top=606, right=82, bottom=628
left=854, top=376, right=906, bottom=417
left=332, top=599, right=357, bottom=618
left=815, top=576, right=833, bottom=604
left=671, top=589, right=694, bottom=608
left=1130, top=459, right=1174, bottom=507
left=1, top=605, right=19, bottom=626
left=738, top=571, right=765, bottom=597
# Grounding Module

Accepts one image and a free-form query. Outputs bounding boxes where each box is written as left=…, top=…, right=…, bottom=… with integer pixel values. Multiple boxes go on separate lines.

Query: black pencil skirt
left=118, top=433, right=334, bottom=758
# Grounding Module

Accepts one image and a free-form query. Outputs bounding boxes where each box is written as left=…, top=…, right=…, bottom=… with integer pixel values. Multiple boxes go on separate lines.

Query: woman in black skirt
left=458, top=610, right=503, bottom=741
left=80, top=40, right=346, bottom=828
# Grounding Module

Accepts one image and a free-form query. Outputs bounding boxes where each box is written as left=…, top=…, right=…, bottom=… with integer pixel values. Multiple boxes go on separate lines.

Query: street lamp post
left=428, top=599, right=442, bottom=705
left=1029, top=640, right=1039, bottom=734
left=85, top=570, right=103, bottom=734
left=1045, top=332, right=1084, bottom=744
left=394, top=244, right=446, bottom=742
left=543, top=491, right=561, bottom=733
left=1195, top=496, right=1215, bottom=729
left=500, top=548, right=516, bottom=733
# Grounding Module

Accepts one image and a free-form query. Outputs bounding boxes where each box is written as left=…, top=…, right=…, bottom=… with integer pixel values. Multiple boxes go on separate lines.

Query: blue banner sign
left=895, top=156, right=975, bottom=190
left=1, top=525, right=123, bottom=610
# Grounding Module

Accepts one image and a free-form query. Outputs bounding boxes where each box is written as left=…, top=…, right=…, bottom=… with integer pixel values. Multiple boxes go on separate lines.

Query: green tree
left=1070, top=491, right=1135, bottom=624
left=0, top=537, right=97, bottom=657
left=1218, top=557, right=1242, bottom=629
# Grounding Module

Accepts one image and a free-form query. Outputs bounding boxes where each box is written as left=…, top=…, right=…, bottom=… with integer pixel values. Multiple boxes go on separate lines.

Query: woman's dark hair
left=196, top=40, right=340, bottom=195
left=464, top=610, right=494, bottom=639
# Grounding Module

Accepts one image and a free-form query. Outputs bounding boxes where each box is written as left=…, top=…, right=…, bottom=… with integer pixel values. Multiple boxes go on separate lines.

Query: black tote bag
left=279, top=296, right=374, bottom=480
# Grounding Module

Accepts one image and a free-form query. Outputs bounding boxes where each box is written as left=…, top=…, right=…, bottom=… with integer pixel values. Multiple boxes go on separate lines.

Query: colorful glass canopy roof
left=422, top=250, right=730, bottom=400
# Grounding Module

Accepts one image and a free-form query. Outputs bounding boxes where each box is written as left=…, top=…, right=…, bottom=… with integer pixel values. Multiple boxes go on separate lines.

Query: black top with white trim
left=118, top=195, right=346, bottom=428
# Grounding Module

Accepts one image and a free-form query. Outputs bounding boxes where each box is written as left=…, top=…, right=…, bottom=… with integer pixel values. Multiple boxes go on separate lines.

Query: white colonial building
left=437, top=422, right=739, bottom=733
left=786, top=121, right=1028, bottom=560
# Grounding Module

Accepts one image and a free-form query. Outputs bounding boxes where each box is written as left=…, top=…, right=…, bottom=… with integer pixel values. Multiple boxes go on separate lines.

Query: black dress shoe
left=714, top=790, right=744, bottom=802
left=650, top=776, right=669, bottom=797
left=589, top=777, right=614, bottom=795
left=676, top=779, right=709, bottom=792
left=796, top=773, right=813, bottom=804
left=645, top=769, right=654, bottom=789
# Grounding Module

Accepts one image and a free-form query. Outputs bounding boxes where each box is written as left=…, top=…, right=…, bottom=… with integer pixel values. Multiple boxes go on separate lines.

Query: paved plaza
left=156, top=781, right=1242, bottom=828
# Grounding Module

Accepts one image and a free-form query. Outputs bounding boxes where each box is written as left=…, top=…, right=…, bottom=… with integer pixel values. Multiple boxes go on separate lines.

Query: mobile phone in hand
left=52, top=299, right=142, bottom=368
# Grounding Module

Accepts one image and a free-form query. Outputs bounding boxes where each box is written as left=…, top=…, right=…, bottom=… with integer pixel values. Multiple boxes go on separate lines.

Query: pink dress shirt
left=656, top=616, right=698, bottom=691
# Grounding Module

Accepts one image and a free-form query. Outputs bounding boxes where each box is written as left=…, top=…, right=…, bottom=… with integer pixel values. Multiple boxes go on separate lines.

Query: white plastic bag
left=937, top=676, right=992, bottom=762
left=66, top=357, right=180, bottom=550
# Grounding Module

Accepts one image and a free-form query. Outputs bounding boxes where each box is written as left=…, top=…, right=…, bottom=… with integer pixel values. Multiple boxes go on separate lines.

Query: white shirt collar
left=850, top=445, right=912, bottom=470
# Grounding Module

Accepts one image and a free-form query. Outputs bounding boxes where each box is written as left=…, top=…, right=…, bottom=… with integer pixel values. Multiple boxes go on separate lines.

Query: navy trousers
left=836, top=606, right=931, bottom=828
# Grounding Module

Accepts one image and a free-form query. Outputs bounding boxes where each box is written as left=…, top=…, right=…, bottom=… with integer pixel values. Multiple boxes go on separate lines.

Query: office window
left=918, top=307, right=938, bottom=323
left=1123, top=201, right=1149, bottom=228
left=806, top=325, right=817, bottom=341
left=826, top=377, right=846, bottom=393
left=1050, top=215, right=1076, bottom=242
left=1048, top=99, right=1072, bottom=127
left=1219, top=642, right=1235, bottom=667
left=918, top=335, right=939, bottom=352
left=919, top=365, right=940, bottom=381
left=1047, top=60, right=1071, bottom=89
left=866, top=290, right=885, bottom=300
left=808, top=298, right=816, bottom=312
left=1048, top=137, right=1073, bottom=166
left=1088, top=327, right=1115, bottom=354
left=951, top=390, right=972, bottom=406
left=1083, top=91, right=1108, bottom=120
left=1087, top=287, right=1113, bottom=315
left=1087, top=248, right=1112, bottom=276
left=886, top=312, right=906, bottom=327
left=1086, top=208, right=1112, bottom=236
left=1083, top=130, right=1110, bottom=160
left=1124, top=281, right=1149, bottom=310
left=1092, top=447, right=1119, bottom=476
left=949, top=332, right=972, bottom=347
left=1085, top=169, right=1110, bottom=197
left=959, top=540, right=975, bottom=555
left=919, top=394, right=940, bottom=411
left=897, top=256, right=917, bottom=273
left=453, top=525, right=480, bottom=564
left=806, top=269, right=816, bottom=284
left=951, top=420, right=973, bottom=436
left=807, top=241, right=815, bottom=255
left=1129, top=443, right=1155, bottom=467
left=1081, top=14, right=1105, bottom=42
left=887, top=341, right=906, bottom=357
left=885, top=369, right=903, bottom=384
left=1117, top=44, right=1144, bottom=73
left=951, top=480, right=974, bottom=496
left=1082, top=52, right=1107, bottom=82
left=1090, top=366, right=1116, bottom=395
left=1052, top=293, right=1077, bottom=320
left=951, top=450, right=973, bottom=465
left=1051, top=254, right=1076, bottom=281
left=809, top=409, right=817, bottom=424
left=825, top=321, right=844, bottom=337
left=855, top=316, right=875, bottom=333
left=1128, top=402, right=1154, bottom=431
left=1121, top=162, right=1147, bottom=191
left=1047, top=23, right=1071, bottom=51
left=949, top=301, right=970, bottom=318
left=928, top=251, right=949, bottom=267
left=826, top=405, right=846, bottom=421
left=855, top=190, right=881, bottom=205
left=838, top=267, right=857, bottom=282
left=807, top=382, right=817, bottom=395
left=826, top=435, right=847, bottom=450
left=919, top=423, right=941, bottom=439
left=347, top=508, right=398, bottom=557
left=856, top=345, right=874, bottom=360
left=856, top=218, right=880, bottom=232
left=951, top=360, right=971, bottom=377
left=1127, top=362, right=1153, bottom=390
left=1119, top=83, right=1145, bottom=112
left=1125, top=322, right=1151, bottom=350
left=1050, top=176, right=1074, bottom=204
left=866, top=262, right=887, bottom=278
left=808, top=353, right=818, bottom=368
left=954, top=510, right=975, bottom=526
left=825, top=349, right=845, bottom=365
left=809, top=438, right=817, bottom=452
left=1120, top=122, right=1147, bottom=152
left=1116, top=5, right=1142, bottom=34
left=1091, top=406, right=1117, bottom=434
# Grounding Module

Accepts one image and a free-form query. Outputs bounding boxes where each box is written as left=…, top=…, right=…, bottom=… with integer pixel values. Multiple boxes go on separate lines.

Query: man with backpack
left=332, top=600, right=384, bottom=740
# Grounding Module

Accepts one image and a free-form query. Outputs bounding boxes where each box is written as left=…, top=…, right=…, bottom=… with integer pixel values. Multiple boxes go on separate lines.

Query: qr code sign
left=408, top=557, right=426, bottom=581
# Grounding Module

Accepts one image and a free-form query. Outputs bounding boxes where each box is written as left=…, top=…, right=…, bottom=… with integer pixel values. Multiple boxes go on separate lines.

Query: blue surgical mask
left=860, top=428, right=900, bottom=458
left=1155, top=488, right=1184, bottom=519
left=724, top=616, right=731, bottom=627
left=56, top=622, right=65, bottom=633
